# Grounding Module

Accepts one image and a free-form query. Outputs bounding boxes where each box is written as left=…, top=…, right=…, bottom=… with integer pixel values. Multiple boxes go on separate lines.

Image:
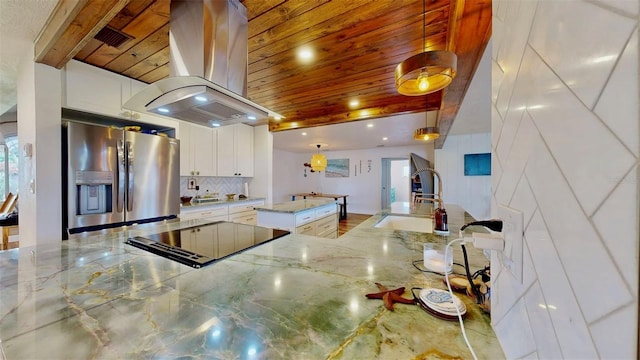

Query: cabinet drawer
left=197, top=207, right=229, bottom=218
left=296, top=222, right=316, bottom=235
left=229, top=200, right=264, bottom=214
left=180, top=206, right=228, bottom=219
left=315, top=216, right=337, bottom=237
left=202, top=214, right=228, bottom=223
left=315, top=204, right=337, bottom=218
left=295, top=210, right=315, bottom=225
left=229, top=211, right=257, bottom=225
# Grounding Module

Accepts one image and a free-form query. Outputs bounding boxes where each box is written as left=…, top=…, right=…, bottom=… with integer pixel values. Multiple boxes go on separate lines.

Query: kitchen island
left=255, top=199, right=338, bottom=238
left=0, top=204, right=504, bottom=359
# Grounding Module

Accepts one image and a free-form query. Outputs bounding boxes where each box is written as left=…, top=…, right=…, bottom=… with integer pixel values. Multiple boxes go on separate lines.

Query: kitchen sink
left=374, top=215, right=433, bottom=233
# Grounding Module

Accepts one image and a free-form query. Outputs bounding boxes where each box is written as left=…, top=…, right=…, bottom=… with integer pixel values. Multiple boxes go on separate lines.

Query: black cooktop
left=126, top=221, right=290, bottom=268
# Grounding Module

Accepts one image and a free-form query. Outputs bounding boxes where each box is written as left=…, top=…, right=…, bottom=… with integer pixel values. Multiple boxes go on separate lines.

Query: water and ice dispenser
left=75, top=171, right=113, bottom=215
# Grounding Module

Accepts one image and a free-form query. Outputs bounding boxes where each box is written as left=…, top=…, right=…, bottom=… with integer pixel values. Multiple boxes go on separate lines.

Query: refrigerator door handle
left=116, top=139, right=125, bottom=212
left=126, top=141, right=134, bottom=212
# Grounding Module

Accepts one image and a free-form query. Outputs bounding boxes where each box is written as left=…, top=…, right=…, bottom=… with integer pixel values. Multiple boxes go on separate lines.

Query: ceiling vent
left=94, top=26, right=133, bottom=48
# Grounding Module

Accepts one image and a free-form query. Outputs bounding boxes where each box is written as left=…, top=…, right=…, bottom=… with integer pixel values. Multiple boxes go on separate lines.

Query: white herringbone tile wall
left=491, top=0, right=639, bottom=358
left=179, top=176, right=246, bottom=198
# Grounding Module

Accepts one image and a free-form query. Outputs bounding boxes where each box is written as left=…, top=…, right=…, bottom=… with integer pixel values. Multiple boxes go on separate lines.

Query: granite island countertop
left=0, top=204, right=504, bottom=359
left=180, top=196, right=266, bottom=209
left=254, top=198, right=336, bottom=213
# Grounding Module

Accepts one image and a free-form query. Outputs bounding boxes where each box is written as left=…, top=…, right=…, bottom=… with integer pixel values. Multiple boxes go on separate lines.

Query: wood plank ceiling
left=35, top=0, right=490, bottom=148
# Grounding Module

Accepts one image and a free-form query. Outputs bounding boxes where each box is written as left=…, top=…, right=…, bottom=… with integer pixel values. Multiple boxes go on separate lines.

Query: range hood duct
left=123, top=0, right=281, bottom=126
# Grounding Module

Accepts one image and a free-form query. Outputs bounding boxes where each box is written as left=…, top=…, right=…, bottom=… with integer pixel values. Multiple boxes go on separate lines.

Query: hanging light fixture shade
left=395, top=0, right=457, bottom=96
left=414, top=126, right=440, bottom=141
left=311, top=144, right=327, bottom=172
left=395, top=51, right=457, bottom=96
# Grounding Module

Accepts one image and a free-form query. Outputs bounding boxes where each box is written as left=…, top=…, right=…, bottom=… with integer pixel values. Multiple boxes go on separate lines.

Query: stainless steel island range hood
left=123, top=0, right=282, bottom=126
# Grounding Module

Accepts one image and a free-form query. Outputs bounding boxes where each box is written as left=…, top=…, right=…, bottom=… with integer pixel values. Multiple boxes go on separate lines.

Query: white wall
left=492, top=1, right=638, bottom=359
left=273, top=145, right=431, bottom=214
left=436, top=133, right=491, bottom=220
left=17, top=56, right=62, bottom=244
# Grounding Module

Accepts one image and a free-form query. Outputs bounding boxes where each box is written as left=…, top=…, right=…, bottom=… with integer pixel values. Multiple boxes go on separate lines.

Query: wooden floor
left=338, top=213, right=372, bottom=237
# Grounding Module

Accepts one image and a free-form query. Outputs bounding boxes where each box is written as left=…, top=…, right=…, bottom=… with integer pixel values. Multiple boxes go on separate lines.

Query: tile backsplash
left=492, top=0, right=638, bottom=359
left=180, top=177, right=246, bottom=198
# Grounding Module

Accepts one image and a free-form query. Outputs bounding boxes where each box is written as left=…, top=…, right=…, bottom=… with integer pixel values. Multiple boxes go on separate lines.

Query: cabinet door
left=216, top=125, right=236, bottom=176
left=229, top=211, right=257, bottom=225
left=234, top=124, right=254, bottom=177
left=190, top=125, right=216, bottom=176
left=179, top=123, right=216, bottom=176
left=296, top=222, right=316, bottom=235
left=216, top=124, right=254, bottom=177
left=179, top=122, right=193, bottom=176
left=315, top=215, right=338, bottom=238
left=65, top=60, right=130, bottom=118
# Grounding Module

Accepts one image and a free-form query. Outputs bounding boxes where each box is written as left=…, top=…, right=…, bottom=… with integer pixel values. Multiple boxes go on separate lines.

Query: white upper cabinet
left=64, top=60, right=131, bottom=119
left=216, top=124, right=254, bottom=177
left=64, top=60, right=179, bottom=131
left=179, top=122, right=217, bottom=177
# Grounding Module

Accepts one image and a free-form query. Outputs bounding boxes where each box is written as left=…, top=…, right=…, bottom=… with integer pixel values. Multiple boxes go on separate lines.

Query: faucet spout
left=411, top=167, right=443, bottom=209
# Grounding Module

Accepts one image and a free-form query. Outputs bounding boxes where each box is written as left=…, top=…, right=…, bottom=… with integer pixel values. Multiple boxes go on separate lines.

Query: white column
left=17, top=49, right=62, bottom=245
left=250, top=125, right=273, bottom=204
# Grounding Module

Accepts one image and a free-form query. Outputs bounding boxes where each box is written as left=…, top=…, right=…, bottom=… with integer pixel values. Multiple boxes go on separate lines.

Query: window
left=0, top=136, right=19, bottom=198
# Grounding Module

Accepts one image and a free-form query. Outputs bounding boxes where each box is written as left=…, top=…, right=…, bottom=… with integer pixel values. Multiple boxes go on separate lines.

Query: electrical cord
left=461, top=244, right=483, bottom=304
left=444, top=238, right=478, bottom=360
left=412, top=259, right=466, bottom=275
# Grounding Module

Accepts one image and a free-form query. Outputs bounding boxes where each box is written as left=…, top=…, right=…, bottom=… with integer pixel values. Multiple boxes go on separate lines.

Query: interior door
left=381, top=158, right=410, bottom=210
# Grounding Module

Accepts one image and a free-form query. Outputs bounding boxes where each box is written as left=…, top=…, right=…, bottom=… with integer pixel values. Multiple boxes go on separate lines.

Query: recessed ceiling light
left=274, top=116, right=282, bottom=121
left=195, top=95, right=207, bottom=102
left=157, top=108, right=170, bottom=114
left=349, top=99, right=359, bottom=108
left=382, top=137, right=388, bottom=141
left=301, top=132, right=307, bottom=136
left=297, top=46, right=314, bottom=62
left=247, top=115, right=257, bottom=120
left=367, top=123, right=374, bottom=128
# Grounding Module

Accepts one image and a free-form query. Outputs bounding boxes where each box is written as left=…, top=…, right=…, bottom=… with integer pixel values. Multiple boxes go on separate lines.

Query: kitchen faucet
left=411, top=167, right=448, bottom=234
left=411, top=167, right=444, bottom=209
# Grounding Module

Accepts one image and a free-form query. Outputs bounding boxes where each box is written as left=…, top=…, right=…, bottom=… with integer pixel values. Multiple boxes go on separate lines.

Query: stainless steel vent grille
left=94, top=26, right=133, bottom=48
left=196, top=102, right=246, bottom=119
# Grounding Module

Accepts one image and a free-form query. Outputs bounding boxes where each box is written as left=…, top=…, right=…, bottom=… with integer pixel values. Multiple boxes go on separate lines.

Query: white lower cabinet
left=315, top=215, right=339, bottom=239
left=179, top=205, right=228, bottom=222
left=228, top=200, right=264, bottom=225
left=257, top=203, right=338, bottom=239
left=180, top=200, right=265, bottom=225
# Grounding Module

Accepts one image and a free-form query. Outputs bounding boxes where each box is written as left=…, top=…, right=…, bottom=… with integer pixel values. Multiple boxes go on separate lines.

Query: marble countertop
left=180, top=197, right=265, bottom=210
left=254, top=199, right=336, bottom=213
left=0, top=204, right=503, bottom=359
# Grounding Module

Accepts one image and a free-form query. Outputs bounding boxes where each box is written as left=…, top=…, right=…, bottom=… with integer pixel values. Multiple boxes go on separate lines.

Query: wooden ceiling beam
left=35, top=0, right=130, bottom=69
left=269, top=96, right=442, bottom=132
left=435, top=0, right=491, bottom=149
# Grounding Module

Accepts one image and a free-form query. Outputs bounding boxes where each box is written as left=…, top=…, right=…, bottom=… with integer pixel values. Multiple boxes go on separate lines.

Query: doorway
left=381, top=158, right=410, bottom=210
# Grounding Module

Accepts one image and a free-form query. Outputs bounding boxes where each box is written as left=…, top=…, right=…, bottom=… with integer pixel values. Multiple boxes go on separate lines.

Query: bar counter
left=0, top=203, right=503, bottom=359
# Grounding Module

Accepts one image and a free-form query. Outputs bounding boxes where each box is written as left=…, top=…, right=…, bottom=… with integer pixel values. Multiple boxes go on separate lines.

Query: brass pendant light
left=395, top=0, right=457, bottom=96
left=414, top=126, right=440, bottom=141
left=310, top=144, right=327, bottom=172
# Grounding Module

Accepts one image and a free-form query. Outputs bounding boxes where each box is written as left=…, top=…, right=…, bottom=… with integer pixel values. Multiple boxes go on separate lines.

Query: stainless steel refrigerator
left=63, top=121, right=180, bottom=236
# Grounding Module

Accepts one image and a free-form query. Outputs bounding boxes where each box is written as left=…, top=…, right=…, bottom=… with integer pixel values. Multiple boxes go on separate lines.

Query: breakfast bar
left=0, top=204, right=503, bottom=359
